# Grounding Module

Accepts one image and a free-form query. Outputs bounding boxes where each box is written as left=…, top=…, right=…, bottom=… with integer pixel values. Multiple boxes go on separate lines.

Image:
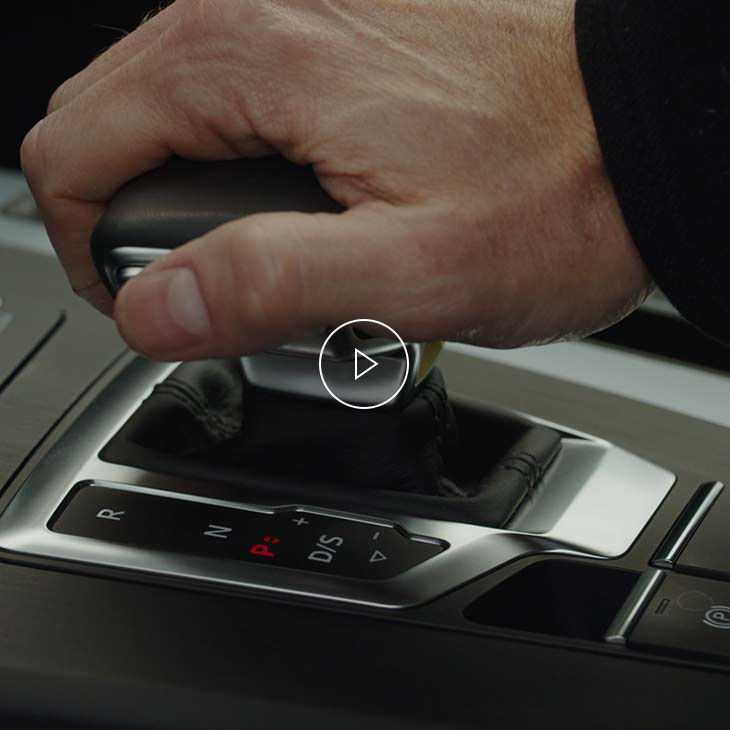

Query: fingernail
left=117, top=267, right=211, bottom=354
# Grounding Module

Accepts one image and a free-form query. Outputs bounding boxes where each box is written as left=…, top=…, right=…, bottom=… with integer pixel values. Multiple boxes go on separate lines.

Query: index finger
left=20, top=37, right=264, bottom=308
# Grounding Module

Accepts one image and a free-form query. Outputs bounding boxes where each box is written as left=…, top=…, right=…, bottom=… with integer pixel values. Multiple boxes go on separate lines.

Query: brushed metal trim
left=445, top=340, right=730, bottom=431
left=652, top=481, right=724, bottom=569
left=605, top=569, right=666, bottom=645
left=0, top=354, right=677, bottom=609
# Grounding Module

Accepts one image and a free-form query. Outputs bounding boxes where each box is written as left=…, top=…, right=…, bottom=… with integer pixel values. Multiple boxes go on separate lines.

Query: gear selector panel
left=0, top=356, right=676, bottom=609
left=51, top=482, right=445, bottom=580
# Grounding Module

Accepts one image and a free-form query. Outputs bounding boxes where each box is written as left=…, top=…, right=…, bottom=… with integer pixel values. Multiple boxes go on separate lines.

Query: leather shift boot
left=101, top=359, right=562, bottom=527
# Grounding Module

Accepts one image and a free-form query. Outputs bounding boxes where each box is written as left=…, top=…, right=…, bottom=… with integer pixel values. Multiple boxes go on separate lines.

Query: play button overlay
left=318, top=319, right=410, bottom=410
left=354, top=348, right=378, bottom=381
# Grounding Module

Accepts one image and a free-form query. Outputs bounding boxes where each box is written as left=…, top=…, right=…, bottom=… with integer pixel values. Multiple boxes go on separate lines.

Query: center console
left=0, top=353, right=677, bottom=612
left=2, top=169, right=730, bottom=729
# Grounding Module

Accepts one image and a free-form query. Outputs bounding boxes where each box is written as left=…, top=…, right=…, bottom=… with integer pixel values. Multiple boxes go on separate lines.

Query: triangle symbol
left=369, top=549, right=387, bottom=563
left=354, top=348, right=378, bottom=381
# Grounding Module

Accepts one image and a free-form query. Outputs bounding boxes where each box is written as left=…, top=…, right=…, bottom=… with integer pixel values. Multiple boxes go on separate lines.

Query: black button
left=675, top=488, right=730, bottom=579
left=51, top=484, right=444, bottom=579
left=629, top=573, right=730, bottom=662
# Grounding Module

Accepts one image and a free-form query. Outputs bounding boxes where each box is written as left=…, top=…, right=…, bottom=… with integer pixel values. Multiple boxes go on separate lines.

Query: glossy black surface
left=465, top=560, right=640, bottom=641
left=52, top=483, right=443, bottom=579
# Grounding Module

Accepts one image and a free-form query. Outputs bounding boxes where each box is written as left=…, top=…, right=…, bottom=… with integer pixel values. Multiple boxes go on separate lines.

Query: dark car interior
left=2, top=5, right=730, bottom=729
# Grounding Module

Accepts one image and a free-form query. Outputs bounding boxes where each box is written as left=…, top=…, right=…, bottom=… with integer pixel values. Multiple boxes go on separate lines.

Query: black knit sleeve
left=575, top=0, right=730, bottom=344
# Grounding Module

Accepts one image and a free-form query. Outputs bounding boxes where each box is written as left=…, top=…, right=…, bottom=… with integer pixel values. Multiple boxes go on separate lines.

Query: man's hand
left=21, top=0, right=652, bottom=361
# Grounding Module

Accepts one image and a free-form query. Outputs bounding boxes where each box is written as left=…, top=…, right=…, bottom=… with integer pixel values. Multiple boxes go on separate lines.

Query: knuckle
left=19, top=122, right=43, bottom=178
left=163, top=0, right=302, bottom=148
left=20, top=116, right=61, bottom=196
left=47, top=79, right=74, bottom=115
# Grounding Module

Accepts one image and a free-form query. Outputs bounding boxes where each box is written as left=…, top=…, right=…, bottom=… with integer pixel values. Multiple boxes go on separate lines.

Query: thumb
left=114, top=206, right=412, bottom=361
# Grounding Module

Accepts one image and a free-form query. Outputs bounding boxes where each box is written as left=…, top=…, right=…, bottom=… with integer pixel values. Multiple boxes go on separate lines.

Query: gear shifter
left=92, top=156, right=562, bottom=524
left=91, top=155, right=437, bottom=410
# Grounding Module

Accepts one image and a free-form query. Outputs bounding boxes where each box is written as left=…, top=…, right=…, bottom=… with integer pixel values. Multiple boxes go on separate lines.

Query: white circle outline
left=318, top=319, right=410, bottom=410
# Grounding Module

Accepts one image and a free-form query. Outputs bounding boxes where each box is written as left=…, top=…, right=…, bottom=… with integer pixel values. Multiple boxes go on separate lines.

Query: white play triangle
left=354, top=348, right=379, bottom=381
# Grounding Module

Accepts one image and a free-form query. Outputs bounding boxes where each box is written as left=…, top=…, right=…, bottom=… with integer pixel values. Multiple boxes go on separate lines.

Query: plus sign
left=292, top=516, right=310, bottom=527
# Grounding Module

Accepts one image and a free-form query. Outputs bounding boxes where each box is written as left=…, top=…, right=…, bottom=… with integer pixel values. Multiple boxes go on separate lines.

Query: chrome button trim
left=604, top=569, right=666, bottom=645
left=652, top=481, right=724, bottom=569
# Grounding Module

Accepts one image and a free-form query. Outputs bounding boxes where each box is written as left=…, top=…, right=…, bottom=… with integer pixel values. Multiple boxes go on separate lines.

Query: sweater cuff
left=575, top=0, right=730, bottom=344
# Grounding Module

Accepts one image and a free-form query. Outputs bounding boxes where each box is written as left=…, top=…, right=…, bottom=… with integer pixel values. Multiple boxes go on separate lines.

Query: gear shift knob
left=91, top=156, right=439, bottom=409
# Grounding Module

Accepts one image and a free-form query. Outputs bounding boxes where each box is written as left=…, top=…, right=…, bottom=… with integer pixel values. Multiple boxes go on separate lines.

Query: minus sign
left=372, top=532, right=380, bottom=540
